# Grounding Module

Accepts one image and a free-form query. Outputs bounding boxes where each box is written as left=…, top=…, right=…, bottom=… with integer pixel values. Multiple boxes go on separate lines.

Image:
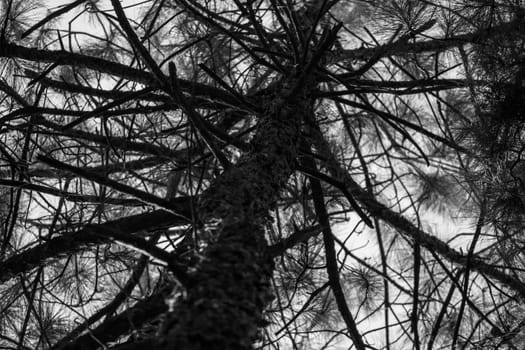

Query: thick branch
left=0, top=42, right=243, bottom=108
left=55, top=288, right=170, bottom=350
left=0, top=179, right=144, bottom=206
left=334, top=18, right=525, bottom=62
left=304, top=155, right=367, bottom=350
left=0, top=200, right=190, bottom=283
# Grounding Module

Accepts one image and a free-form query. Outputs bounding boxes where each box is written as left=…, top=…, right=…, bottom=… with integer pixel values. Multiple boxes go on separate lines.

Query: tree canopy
left=1, top=0, right=525, bottom=349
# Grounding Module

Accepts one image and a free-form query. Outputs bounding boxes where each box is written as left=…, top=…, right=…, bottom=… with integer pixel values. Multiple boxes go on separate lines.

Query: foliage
left=1, top=0, right=525, bottom=349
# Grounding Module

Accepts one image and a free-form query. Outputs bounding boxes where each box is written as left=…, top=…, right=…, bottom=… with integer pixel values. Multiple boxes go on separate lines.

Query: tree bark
left=158, top=78, right=314, bottom=349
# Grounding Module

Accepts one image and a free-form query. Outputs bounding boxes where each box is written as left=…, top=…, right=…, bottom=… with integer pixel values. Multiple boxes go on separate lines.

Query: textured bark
left=158, top=79, right=313, bottom=349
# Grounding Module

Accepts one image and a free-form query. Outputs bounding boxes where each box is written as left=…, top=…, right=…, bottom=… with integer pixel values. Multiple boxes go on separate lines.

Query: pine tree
left=1, top=0, right=525, bottom=349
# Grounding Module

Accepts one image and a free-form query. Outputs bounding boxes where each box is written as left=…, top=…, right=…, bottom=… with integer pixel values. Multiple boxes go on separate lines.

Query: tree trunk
left=158, top=79, right=314, bottom=349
